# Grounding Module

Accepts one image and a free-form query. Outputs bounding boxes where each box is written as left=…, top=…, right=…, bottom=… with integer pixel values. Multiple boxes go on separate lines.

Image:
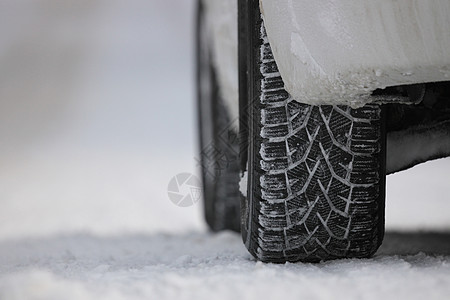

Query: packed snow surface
left=0, top=1, right=449, bottom=299
left=1, top=232, right=450, bottom=300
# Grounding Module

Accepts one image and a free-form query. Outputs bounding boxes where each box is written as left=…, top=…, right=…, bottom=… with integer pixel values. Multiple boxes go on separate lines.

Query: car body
left=260, top=0, right=450, bottom=107
left=203, top=0, right=450, bottom=173
left=198, top=0, right=450, bottom=262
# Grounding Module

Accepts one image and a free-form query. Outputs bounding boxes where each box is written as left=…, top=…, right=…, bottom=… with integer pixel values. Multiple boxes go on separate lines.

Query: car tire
left=239, top=0, right=387, bottom=262
left=196, top=0, right=240, bottom=232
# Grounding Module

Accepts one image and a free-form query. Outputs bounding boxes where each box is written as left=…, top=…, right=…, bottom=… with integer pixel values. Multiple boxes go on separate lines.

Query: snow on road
left=0, top=0, right=449, bottom=299
left=0, top=231, right=449, bottom=300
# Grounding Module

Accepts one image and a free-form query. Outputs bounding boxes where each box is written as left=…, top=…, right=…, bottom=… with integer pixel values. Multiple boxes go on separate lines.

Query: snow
left=1, top=232, right=450, bottom=300
left=239, top=170, right=248, bottom=196
left=0, top=1, right=449, bottom=299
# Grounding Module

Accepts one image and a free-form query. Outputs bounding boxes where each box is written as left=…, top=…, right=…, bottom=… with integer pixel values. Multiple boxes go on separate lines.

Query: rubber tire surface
left=239, top=0, right=386, bottom=262
left=196, top=0, right=240, bottom=232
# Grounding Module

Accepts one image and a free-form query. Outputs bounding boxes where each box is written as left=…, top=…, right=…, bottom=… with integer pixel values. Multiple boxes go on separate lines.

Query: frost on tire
left=241, top=11, right=386, bottom=263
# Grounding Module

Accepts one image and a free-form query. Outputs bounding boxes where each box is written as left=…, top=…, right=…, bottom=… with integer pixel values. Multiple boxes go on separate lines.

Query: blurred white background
left=0, top=0, right=448, bottom=240
left=0, top=0, right=203, bottom=239
left=0, top=1, right=449, bottom=299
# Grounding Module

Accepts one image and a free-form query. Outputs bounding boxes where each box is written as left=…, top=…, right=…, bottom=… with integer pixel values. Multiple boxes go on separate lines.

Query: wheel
left=239, top=0, right=387, bottom=262
left=196, top=0, right=240, bottom=232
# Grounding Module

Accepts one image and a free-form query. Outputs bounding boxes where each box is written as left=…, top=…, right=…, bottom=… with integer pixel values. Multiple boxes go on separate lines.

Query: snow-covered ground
left=0, top=1, right=449, bottom=299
